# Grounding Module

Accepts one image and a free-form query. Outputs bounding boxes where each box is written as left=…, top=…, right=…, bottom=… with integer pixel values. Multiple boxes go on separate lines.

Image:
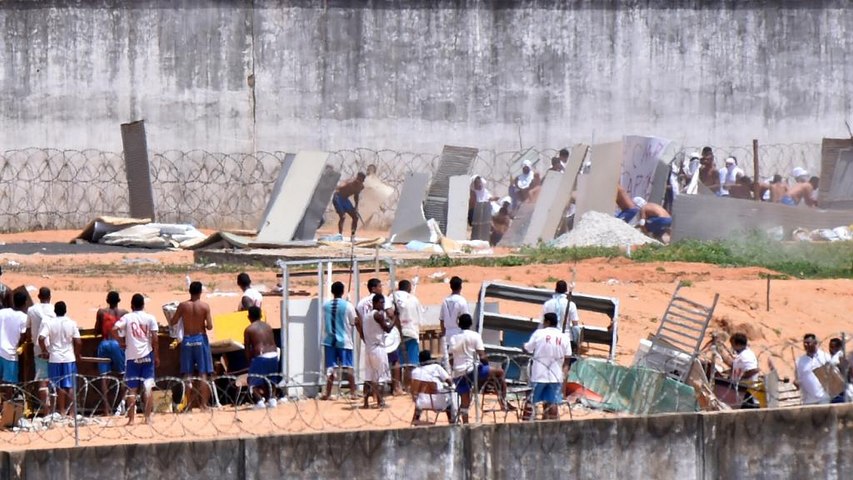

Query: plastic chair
left=410, top=379, right=456, bottom=425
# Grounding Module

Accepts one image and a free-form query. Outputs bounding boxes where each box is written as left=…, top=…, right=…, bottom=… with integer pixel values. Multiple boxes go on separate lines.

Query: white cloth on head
left=0, top=308, right=28, bottom=362
left=471, top=177, right=492, bottom=203
left=792, top=167, right=808, bottom=179
left=516, top=160, right=536, bottom=189
left=796, top=350, right=832, bottom=405
left=114, top=311, right=159, bottom=361
left=39, top=315, right=81, bottom=364
left=449, top=330, right=484, bottom=378
left=27, top=303, right=55, bottom=356
left=524, top=327, right=571, bottom=383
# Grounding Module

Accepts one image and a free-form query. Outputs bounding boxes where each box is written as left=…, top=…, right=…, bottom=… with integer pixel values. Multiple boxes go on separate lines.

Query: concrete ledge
left=5, top=404, right=853, bottom=479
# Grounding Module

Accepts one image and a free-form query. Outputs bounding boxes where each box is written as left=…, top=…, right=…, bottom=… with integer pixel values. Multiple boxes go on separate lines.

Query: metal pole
left=317, top=262, right=325, bottom=395
left=280, top=264, right=290, bottom=383
left=353, top=260, right=361, bottom=386
left=752, top=139, right=761, bottom=201
left=73, top=374, right=79, bottom=447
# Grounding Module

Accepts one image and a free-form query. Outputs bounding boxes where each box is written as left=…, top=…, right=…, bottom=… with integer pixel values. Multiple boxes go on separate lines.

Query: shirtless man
left=615, top=185, right=639, bottom=223
left=762, top=174, right=788, bottom=203
left=780, top=170, right=818, bottom=207
left=243, top=306, right=279, bottom=408
left=698, top=147, right=721, bottom=193
left=637, top=199, right=672, bottom=241
left=490, top=201, right=512, bottom=246
left=170, top=281, right=213, bottom=411
left=93, top=291, right=128, bottom=416
left=332, top=172, right=366, bottom=236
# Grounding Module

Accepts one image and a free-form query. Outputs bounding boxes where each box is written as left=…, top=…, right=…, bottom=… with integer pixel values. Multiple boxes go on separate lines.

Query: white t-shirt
left=392, top=291, right=423, bottom=340
left=361, top=309, right=388, bottom=349
left=412, top=363, right=451, bottom=411
left=357, top=294, right=376, bottom=321
left=524, top=327, right=572, bottom=383
left=241, top=288, right=263, bottom=309
left=542, top=294, right=579, bottom=332
left=114, top=311, right=159, bottom=361
left=731, top=347, right=759, bottom=382
left=796, top=350, right=832, bottom=405
left=449, top=329, right=484, bottom=378
left=830, top=350, right=843, bottom=365
left=0, top=308, right=27, bottom=362
left=39, top=315, right=80, bottom=364
left=440, top=293, right=470, bottom=341
left=27, top=302, right=55, bottom=356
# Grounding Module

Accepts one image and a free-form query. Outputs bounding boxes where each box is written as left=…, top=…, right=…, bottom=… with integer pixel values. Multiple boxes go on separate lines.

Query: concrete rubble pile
left=549, top=211, right=661, bottom=248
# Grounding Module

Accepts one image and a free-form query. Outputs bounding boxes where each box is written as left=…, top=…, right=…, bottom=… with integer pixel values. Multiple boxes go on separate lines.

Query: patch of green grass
left=632, top=232, right=853, bottom=279
left=679, top=280, right=694, bottom=287
left=418, top=245, right=621, bottom=269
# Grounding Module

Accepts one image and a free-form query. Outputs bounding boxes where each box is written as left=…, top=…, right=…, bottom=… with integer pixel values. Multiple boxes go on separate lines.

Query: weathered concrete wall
left=4, top=404, right=853, bottom=479
left=0, top=1, right=851, bottom=153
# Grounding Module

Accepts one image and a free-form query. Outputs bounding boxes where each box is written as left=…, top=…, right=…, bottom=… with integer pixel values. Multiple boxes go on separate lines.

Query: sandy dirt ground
left=1, top=229, right=851, bottom=450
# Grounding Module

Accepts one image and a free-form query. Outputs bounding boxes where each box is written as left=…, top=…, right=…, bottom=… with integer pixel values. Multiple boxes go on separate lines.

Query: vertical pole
left=280, top=264, right=290, bottom=382
left=317, top=262, right=325, bottom=395
left=73, top=374, right=79, bottom=447
left=766, top=276, right=771, bottom=312
left=752, top=139, right=761, bottom=201
left=353, top=260, right=361, bottom=386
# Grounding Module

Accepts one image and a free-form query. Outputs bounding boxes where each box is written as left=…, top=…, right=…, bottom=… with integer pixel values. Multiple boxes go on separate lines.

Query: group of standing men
left=0, top=271, right=281, bottom=425
left=319, top=274, right=582, bottom=423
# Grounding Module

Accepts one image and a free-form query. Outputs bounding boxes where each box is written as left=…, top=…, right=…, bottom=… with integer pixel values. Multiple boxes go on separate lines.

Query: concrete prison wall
left=3, top=404, right=853, bottom=479
left=0, top=0, right=851, bottom=154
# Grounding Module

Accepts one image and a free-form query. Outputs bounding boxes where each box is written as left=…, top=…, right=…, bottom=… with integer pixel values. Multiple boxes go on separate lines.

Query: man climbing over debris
left=780, top=168, right=818, bottom=207
left=333, top=172, right=366, bottom=236
left=615, top=185, right=639, bottom=223
left=716, top=332, right=761, bottom=408
left=635, top=197, right=672, bottom=241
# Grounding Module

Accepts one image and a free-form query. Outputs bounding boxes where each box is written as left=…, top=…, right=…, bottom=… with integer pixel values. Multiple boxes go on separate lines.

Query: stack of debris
left=550, top=211, right=661, bottom=248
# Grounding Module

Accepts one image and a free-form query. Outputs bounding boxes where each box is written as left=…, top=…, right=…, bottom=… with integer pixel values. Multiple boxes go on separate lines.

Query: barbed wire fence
left=0, top=332, right=843, bottom=448
left=0, top=143, right=821, bottom=233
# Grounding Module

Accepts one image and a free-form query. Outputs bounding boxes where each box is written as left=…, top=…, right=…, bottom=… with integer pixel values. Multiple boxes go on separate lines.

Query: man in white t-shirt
left=357, top=278, right=402, bottom=395
left=27, top=287, right=55, bottom=415
left=38, top=301, right=81, bottom=417
left=795, top=333, right=832, bottom=406
left=411, top=350, right=454, bottom=424
left=828, top=337, right=846, bottom=404
left=357, top=294, right=394, bottom=409
left=449, top=313, right=513, bottom=423
left=237, top=272, right=263, bottom=311
left=522, top=313, right=572, bottom=420
left=0, top=292, right=29, bottom=390
left=440, top=276, right=470, bottom=365
left=392, top=279, right=424, bottom=388
left=113, top=293, right=160, bottom=425
left=542, top=281, right=580, bottom=346
left=717, top=332, right=761, bottom=408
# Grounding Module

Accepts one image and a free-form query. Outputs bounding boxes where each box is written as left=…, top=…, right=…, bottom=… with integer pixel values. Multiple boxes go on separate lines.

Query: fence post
left=752, top=139, right=760, bottom=201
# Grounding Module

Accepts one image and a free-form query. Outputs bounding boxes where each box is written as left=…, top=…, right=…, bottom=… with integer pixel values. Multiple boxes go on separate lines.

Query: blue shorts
left=532, top=383, right=563, bottom=405
left=180, top=334, right=213, bottom=375
left=34, top=357, right=49, bottom=380
left=248, top=355, right=280, bottom=387
left=645, top=216, right=673, bottom=236
left=781, top=195, right=796, bottom=206
left=0, top=357, right=19, bottom=383
left=48, top=362, right=77, bottom=390
left=400, top=338, right=419, bottom=367
left=126, top=352, right=155, bottom=389
left=324, top=345, right=354, bottom=370
left=332, top=193, right=355, bottom=215
left=97, top=339, right=126, bottom=375
left=617, top=207, right=639, bottom=223
left=387, top=350, right=399, bottom=365
left=455, top=364, right=490, bottom=395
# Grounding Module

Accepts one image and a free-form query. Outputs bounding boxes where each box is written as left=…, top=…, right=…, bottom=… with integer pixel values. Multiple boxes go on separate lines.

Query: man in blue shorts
left=170, top=281, right=213, bottom=411
left=113, top=294, right=159, bottom=425
left=392, top=279, right=423, bottom=391
left=93, top=291, right=128, bottom=416
left=523, top=313, right=572, bottom=421
left=449, top=314, right=513, bottom=423
left=320, top=281, right=358, bottom=400
left=638, top=200, right=673, bottom=241
left=332, top=172, right=366, bottom=236
left=38, top=301, right=81, bottom=418
left=243, top=306, right=280, bottom=408
left=27, top=287, right=55, bottom=416
left=0, top=292, right=28, bottom=402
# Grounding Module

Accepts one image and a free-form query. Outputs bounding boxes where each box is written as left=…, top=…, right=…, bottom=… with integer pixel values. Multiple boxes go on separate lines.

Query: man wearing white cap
left=719, top=156, right=745, bottom=196
left=780, top=168, right=818, bottom=207
left=509, top=160, right=541, bottom=210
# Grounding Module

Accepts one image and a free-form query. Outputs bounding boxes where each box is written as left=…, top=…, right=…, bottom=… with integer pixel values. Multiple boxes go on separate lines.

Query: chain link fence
left=0, top=143, right=820, bottom=233
left=0, top=331, right=843, bottom=448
